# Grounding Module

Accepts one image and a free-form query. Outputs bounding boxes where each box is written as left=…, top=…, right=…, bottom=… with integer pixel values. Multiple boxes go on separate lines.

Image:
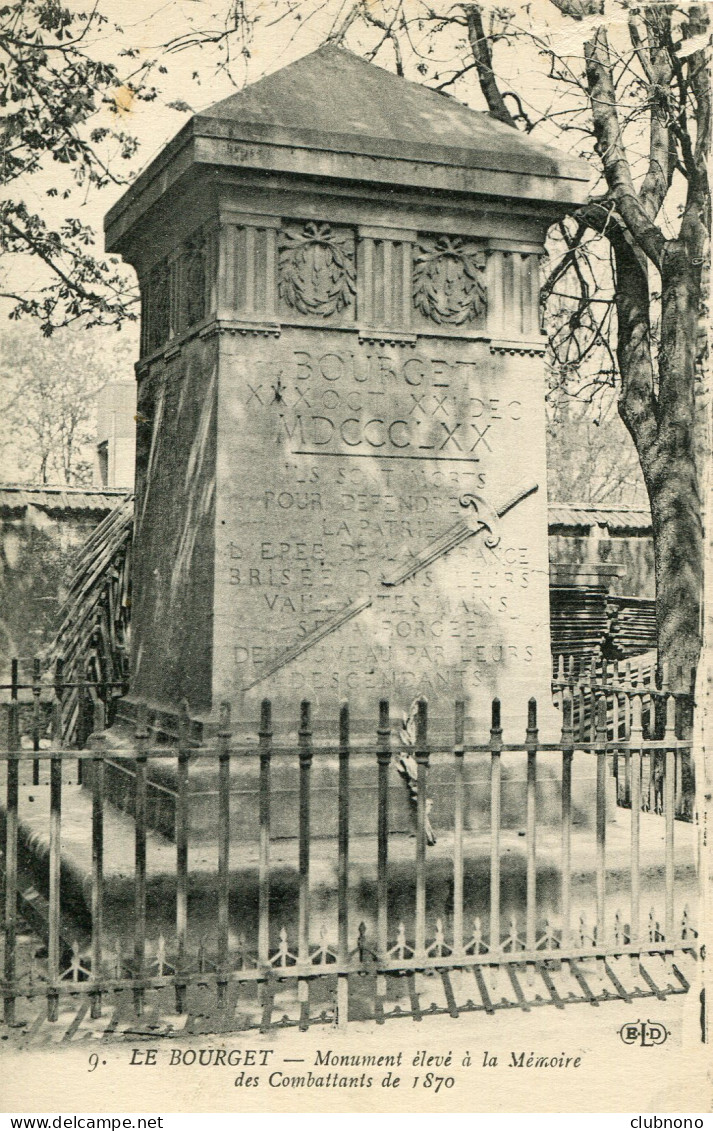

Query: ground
left=0, top=945, right=709, bottom=1113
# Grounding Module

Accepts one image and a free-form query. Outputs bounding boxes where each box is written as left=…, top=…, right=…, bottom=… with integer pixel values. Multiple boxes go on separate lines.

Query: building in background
left=0, top=484, right=129, bottom=672
left=93, top=381, right=136, bottom=490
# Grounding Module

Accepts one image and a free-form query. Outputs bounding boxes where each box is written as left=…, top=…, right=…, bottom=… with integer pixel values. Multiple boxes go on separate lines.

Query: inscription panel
left=215, top=329, right=553, bottom=734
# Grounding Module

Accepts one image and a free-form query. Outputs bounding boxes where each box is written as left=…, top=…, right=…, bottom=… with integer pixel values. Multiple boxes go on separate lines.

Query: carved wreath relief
left=278, top=221, right=356, bottom=318
left=413, top=235, right=487, bottom=326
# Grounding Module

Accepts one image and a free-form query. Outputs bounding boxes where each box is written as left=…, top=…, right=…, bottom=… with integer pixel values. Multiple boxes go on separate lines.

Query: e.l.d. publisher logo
left=619, top=1019, right=669, bottom=1047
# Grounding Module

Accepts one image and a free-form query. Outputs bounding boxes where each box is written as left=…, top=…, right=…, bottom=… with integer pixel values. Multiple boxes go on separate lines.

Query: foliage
left=0, top=0, right=170, bottom=333
left=0, top=322, right=136, bottom=484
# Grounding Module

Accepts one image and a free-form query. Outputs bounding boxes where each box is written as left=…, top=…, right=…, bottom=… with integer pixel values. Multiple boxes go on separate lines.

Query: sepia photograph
left=0, top=0, right=710, bottom=1115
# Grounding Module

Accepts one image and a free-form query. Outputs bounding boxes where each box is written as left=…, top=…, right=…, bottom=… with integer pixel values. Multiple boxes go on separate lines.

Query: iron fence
left=0, top=677, right=698, bottom=1030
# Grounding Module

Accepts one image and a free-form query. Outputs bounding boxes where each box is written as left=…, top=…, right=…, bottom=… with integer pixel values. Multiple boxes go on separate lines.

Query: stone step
left=83, top=741, right=612, bottom=842
left=1, top=768, right=697, bottom=959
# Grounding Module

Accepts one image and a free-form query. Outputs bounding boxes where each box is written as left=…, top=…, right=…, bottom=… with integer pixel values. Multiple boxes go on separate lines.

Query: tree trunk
left=646, top=431, right=702, bottom=687
left=616, top=237, right=703, bottom=689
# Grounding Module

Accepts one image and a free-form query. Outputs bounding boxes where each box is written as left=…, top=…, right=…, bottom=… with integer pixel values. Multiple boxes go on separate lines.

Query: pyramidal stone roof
left=105, top=45, right=590, bottom=249
left=201, top=44, right=583, bottom=179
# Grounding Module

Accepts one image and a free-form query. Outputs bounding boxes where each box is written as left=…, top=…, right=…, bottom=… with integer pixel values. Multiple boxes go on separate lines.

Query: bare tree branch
left=638, top=6, right=676, bottom=221
left=326, top=1, right=360, bottom=46
left=584, top=25, right=666, bottom=266
left=462, top=4, right=517, bottom=127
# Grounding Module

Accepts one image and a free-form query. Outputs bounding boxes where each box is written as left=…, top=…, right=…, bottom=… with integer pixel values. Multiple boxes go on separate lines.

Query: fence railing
left=0, top=658, right=127, bottom=786
left=552, top=652, right=695, bottom=821
left=0, top=684, right=697, bottom=1029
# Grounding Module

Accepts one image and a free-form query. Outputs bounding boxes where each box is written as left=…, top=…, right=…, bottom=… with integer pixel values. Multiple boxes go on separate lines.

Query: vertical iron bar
left=414, top=697, right=429, bottom=959
left=32, top=656, right=40, bottom=786
left=560, top=686, right=574, bottom=950
left=175, top=700, right=189, bottom=1014
left=577, top=677, right=586, bottom=745
left=76, top=670, right=84, bottom=785
left=664, top=696, right=676, bottom=944
left=674, top=724, right=684, bottom=818
left=4, top=671, right=20, bottom=1024
left=337, top=701, right=349, bottom=960
left=297, top=701, right=313, bottom=1017
left=376, top=699, right=391, bottom=960
left=489, top=699, right=503, bottom=953
left=525, top=699, right=538, bottom=955
left=133, top=702, right=148, bottom=1017
left=48, top=664, right=64, bottom=1022
left=622, top=690, right=631, bottom=807
left=90, top=696, right=105, bottom=1019
left=588, top=656, right=597, bottom=745
left=630, top=694, right=642, bottom=953
left=258, top=699, right=272, bottom=967
left=595, top=694, right=607, bottom=951
left=337, top=701, right=350, bottom=1028
left=646, top=692, right=654, bottom=809
left=453, top=700, right=465, bottom=957
left=375, top=699, right=391, bottom=1015
left=217, top=703, right=232, bottom=1008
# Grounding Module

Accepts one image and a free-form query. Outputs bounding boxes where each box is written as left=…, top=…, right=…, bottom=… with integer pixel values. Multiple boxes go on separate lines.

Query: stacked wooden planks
left=45, top=496, right=133, bottom=744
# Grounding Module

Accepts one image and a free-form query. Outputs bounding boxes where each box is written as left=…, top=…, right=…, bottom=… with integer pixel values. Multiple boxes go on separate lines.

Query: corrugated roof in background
left=548, top=503, right=652, bottom=534
left=0, top=484, right=130, bottom=516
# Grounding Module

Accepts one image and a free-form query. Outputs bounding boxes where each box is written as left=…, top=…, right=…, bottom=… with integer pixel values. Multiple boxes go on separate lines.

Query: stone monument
left=105, top=45, right=590, bottom=742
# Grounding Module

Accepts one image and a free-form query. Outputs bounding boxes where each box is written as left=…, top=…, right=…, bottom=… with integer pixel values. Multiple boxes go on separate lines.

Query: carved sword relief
left=242, top=482, right=538, bottom=691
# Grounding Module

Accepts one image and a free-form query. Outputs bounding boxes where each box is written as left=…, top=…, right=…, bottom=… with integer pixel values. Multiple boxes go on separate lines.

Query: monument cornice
left=213, top=171, right=566, bottom=232
left=490, top=338, right=547, bottom=356
left=133, top=315, right=548, bottom=372
left=192, top=131, right=589, bottom=208
left=109, top=165, right=560, bottom=272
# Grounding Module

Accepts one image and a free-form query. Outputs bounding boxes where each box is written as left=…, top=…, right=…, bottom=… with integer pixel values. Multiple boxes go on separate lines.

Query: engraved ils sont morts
left=104, top=44, right=590, bottom=737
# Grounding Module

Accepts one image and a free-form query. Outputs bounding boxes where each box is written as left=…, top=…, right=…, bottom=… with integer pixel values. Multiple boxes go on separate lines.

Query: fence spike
left=396, top=922, right=406, bottom=958
left=526, top=698, right=538, bottom=745
left=473, top=917, right=483, bottom=953
left=357, top=922, right=367, bottom=963
left=434, top=918, right=445, bottom=955
left=614, top=911, right=622, bottom=947
left=72, top=940, right=81, bottom=982
left=319, top=923, right=329, bottom=964
left=236, top=931, right=246, bottom=970
left=157, top=934, right=166, bottom=976
left=54, top=657, right=65, bottom=702
left=509, top=913, right=518, bottom=950
left=491, top=698, right=503, bottom=746
left=277, top=926, right=289, bottom=967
